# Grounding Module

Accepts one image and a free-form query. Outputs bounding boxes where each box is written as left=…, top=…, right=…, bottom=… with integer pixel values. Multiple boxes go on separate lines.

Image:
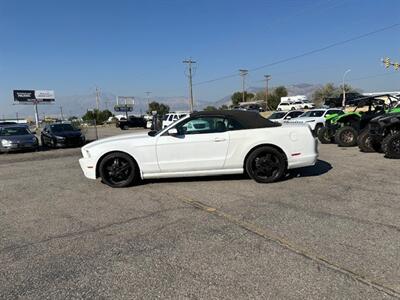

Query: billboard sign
left=13, top=90, right=55, bottom=102
left=114, top=104, right=134, bottom=112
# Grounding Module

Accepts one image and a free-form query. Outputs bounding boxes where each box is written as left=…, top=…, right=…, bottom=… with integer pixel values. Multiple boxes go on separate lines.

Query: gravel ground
left=0, top=130, right=399, bottom=299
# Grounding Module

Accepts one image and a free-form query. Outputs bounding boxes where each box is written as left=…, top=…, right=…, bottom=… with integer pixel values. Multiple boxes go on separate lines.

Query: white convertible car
left=79, top=111, right=318, bottom=187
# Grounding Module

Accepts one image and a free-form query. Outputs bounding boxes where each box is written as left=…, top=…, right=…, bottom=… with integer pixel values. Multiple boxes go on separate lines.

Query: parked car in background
left=0, top=125, right=38, bottom=153
left=299, top=100, right=316, bottom=109
left=79, top=110, right=318, bottom=188
left=268, top=110, right=304, bottom=124
left=41, top=123, right=85, bottom=148
left=286, top=108, right=344, bottom=134
left=162, top=112, right=188, bottom=128
left=277, top=102, right=297, bottom=111
left=117, top=116, right=147, bottom=130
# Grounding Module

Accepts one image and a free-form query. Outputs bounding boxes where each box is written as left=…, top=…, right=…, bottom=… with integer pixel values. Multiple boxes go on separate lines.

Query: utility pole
left=145, top=91, right=151, bottom=112
left=264, top=75, right=272, bottom=110
left=183, top=59, right=196, bottom=112
left=59, top=106, right=64, bottom=121
left=95, top=86, right=100, bottom=111
left=239, top=69, right=248, bottom=103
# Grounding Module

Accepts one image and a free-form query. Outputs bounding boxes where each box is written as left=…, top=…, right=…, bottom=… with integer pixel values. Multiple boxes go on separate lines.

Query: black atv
left=318, top=95, right=398, bottom=151
left=369, top=111, right=400, bottom=158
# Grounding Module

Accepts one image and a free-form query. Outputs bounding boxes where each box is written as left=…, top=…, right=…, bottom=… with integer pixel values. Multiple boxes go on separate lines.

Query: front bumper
left=0, top=143, right=38, bottom=153
left=79, top=157, right=97, bottom=180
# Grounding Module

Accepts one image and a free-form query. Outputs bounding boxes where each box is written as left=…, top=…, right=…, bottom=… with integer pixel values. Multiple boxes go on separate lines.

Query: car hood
left=53, top=131, right=82, bottom=137
left=83, top=132, right=150, bottom=149
left=0, top=134, right=36, bottom=142
left=286, top=117, right=318, bottom=123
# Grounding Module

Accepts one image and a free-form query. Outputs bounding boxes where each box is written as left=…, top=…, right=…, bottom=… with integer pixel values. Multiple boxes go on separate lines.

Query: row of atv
left=317, top=94, right=400, bottom=159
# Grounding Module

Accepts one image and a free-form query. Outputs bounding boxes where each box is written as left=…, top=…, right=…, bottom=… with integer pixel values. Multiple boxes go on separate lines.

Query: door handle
left=213, top=137, right=226, bottom=142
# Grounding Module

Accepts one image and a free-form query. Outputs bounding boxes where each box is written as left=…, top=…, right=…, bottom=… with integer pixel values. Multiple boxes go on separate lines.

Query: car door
left=156, top=116, right=229, bottom=172
left=42, top=126, right=51, bottom=144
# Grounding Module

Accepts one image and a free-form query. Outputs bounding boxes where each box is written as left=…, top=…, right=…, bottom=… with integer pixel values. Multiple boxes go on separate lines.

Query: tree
left=219, top=104, right=229, bottom=110
left=266, top=86, right=288, bottom=110
left=231, top=91, right=255, bottom=106
left=147, top=101, right=170, bottom=116
left=204, top=106, right=218, bottom=111
left=82, top=109, right=113, bottom=124
left=312, top=83, right=359, bottom=107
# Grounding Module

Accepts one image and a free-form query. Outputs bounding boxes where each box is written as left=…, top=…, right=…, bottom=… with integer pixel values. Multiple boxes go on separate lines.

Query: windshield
left=50, top=124, right=76, bottom=132
left=0, top=127, right=31, bottom=136
left=269, top=112, right=286, bottom=119
left=299, top=110, right=325, bottom=117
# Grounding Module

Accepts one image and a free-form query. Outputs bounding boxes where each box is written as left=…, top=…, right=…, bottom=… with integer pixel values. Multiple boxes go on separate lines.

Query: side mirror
left=285, top=116, right=292, bottom=120
left=168, top=128, right=178, bottom=136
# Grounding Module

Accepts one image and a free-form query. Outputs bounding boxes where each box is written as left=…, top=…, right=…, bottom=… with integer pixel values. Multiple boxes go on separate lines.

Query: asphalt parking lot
left=1, top=130, right=400, bottom=299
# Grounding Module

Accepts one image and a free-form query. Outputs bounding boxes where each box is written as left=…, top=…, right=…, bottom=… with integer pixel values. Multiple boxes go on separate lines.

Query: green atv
left=317, top=94, right=400, bottom=150
left=368, top=108, right=400, bottom=158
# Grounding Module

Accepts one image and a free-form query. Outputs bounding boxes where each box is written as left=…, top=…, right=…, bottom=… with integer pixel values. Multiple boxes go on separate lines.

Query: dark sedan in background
left=117, top=116, right=147, bottom=130
left=41, top=123, right=85, bottom=148
left=0, top=125, right=39, bottom=153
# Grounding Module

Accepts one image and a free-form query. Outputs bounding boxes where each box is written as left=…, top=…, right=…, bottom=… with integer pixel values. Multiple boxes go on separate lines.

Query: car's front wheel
left=246, top=146, right=286, bottom=183
left=99, top=152, right=138, bottom=187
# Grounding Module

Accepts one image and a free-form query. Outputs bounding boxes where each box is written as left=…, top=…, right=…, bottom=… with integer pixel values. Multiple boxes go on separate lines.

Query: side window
left=226, top=118, right=243, bottom=130
left=176, top=117, right=227, bottom=135
left=168, top=115, right=174, bottom=121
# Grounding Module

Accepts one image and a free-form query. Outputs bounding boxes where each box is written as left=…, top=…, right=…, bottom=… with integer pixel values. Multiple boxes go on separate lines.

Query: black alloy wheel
left=246, top=146, right=286, bottom=183
left=335, top=126, right=358, bottom=147
left=99, top=152, right=138, bottom=187
left=383, top=133, right=400, bottom=159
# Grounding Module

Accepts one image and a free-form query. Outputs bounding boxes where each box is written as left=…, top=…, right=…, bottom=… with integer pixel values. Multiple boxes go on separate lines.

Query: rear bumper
left=79, top=157, right=97, bottom=180
left=287, top=153, right=318, bottom=169
left=287, top=138, right=318, bottom=169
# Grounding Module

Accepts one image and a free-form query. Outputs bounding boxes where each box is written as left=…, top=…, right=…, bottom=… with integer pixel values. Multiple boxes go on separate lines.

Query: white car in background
left=162, top=112, right=189, bottom=128
left=286, top=108, right=344, bottom=133
left=79, top=110, right=318, bottom=188
left=277, top=102, right=298, bottom=111
left=268, top=110, right=304, bottom=124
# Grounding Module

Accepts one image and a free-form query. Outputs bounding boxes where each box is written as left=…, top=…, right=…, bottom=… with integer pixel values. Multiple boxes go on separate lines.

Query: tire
left=313, top=124, right=323, bottom=137
left=357, top=129, right=375, bottom=153
left=99, top=152, right=139, bottom=188
left=245, top=146, right=286, bottom=183
left=335, top=126, right=358, bottom=147
left=318, top=127, right=333, bottom=144
left=291, top=107, right=295, bottom=110
left=383, top=133, right=400, bottom=159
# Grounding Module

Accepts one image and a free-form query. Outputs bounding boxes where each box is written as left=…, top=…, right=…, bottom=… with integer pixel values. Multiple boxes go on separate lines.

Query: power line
left=194, top=23, right=400, bottom=86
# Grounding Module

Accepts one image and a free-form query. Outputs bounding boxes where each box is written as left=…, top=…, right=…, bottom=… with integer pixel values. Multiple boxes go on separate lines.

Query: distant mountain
left=214, top=83, right=323, bottom=107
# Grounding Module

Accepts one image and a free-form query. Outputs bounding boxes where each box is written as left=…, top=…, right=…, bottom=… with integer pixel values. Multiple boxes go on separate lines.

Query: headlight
left=306, top=119, right=315, bottom=122
left=1, top=139, right=12, bottom=147
left=84, top=149, right=91, bottom=158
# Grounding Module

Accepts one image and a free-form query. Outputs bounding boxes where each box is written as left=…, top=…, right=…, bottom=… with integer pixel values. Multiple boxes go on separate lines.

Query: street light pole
left=264, top=75, right=271, bottom=109
left=239, top=69, right=248, bottom=103
left=342, top=69, right=351, bottom=107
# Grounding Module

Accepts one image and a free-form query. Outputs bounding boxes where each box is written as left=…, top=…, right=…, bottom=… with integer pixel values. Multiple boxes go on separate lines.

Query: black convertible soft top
left=190, top=110, right=281, bottom=129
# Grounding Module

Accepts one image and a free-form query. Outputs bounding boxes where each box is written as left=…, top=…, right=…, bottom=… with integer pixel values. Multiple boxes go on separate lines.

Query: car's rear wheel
left=246, top=146, right=286, bottom=183
left=317, top=127, right=333, bottom=144
left=99, top=152, right=138, bottom=187
left=383, top=133, right=400, bottom=159
left=357, top=129, right=375, bottom=152
left=335, top=126, right=358, bottom=147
